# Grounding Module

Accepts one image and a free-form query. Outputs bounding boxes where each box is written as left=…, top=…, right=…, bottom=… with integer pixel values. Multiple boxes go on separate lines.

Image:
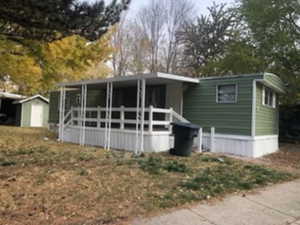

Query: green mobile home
left=49, top=72, right=285, bottom=158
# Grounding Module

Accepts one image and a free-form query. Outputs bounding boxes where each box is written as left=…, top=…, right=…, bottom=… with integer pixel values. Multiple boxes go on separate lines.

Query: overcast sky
left=128, top=0, right=236, bottom=16
left=84, top=0, right=236, bottom=16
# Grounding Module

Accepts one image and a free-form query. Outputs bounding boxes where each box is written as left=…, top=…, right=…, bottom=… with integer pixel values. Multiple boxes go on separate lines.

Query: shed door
left=31, top=104, right=43, bottom=127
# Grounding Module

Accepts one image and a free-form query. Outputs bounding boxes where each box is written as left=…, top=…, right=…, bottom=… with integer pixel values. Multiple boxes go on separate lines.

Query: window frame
left=262, top=86, right=276, bottom=108
left=216, top=84, right=238, bottom=104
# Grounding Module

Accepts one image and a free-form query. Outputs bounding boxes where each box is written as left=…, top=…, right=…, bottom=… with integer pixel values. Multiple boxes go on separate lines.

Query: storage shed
left=13, top=95, right=49, bottom=127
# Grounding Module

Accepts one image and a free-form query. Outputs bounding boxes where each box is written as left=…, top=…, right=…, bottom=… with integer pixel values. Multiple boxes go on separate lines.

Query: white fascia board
left=57, top=73, right=199, bottom=87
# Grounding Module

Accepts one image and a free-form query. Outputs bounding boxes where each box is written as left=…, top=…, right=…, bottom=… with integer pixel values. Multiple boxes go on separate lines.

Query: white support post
left=135, top=80, right=140, bottom=155
left=97, top=106, right=101, bottom=128
left=80, top=84, right=87, bottom=146
left=104, top=83, right=110, bottom=150
left=120, top=105, right=125, bottom=130
left=197, top=128, right=203, bottom=153
left=59, top=86, right=66, bottom=142
left=149, top=105, right=153, bottom=133
left=140, top=79, right=146, bottom=153
left=169, top=108, right=173, bottom=133
left=107, top=82, right=113, bottom=151
left=59, top=87, right=63, bottom=141
left=210, top=127, right=215, bottom=152
left=79, top=86, right=83, bottom=145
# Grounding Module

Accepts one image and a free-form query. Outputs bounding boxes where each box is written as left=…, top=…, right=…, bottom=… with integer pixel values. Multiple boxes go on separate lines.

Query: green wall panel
left=255, top=83, right=279, bottom=136
left=183, top=77, right=255, bottom=136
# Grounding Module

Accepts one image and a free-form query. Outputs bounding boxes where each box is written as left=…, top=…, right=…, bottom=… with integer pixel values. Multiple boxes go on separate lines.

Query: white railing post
left=149, top=105, right=153, bottom=133
left=210, top=127, right=215, bottom=152
left=120, top=105, right=125, bottom=130
left=97, top=106, right=101, bottom=128
left=197, top=127, right=203, bottom=153
left=169, top=108, right=173, bottom=133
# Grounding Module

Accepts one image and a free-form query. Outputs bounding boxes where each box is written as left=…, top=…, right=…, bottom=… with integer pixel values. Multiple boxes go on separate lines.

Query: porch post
left=197, top=127, right=203, bottom=153
left=59, top=86, right=66, bottom=142
left=120, top=105, right=125, bottom=130
left=135, top=80, right=141, bottom=155
left=149, top=105, right=153, bottom=133
left=104, top=82, right=109, bottom=149
left=80, top=84, right=87, bottom=146
left=169, top=107, right=173, bottom=133
left=107, top=82, right=113, bottom=151
left=210, top=127, right=215, bottom=152
left=140, top=79, right=146, bottom=153
left=104, top=82, right=113, bottom=150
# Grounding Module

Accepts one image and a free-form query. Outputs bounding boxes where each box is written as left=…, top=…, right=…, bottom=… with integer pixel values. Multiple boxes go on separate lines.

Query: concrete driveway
left=133, top=179, right=300, bottom=225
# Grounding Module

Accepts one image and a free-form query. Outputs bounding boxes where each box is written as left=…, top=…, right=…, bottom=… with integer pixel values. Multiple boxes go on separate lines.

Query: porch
left=58, top=73, right=200, bottom=154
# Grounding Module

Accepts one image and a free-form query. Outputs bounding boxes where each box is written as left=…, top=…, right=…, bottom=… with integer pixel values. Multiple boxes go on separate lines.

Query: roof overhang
left=0, top=92, right=26, bottom=100
left=57, top=72, right=199, bottom=88
left=257, top=80, right=286, bottom=94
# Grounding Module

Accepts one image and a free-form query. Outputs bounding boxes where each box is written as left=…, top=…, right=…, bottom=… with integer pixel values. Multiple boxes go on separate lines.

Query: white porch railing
left=63, top=106, right=186, bottom=133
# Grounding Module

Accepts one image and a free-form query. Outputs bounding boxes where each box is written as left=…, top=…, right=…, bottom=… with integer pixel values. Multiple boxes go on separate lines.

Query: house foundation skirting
left=62, top=126, right=171, bottom=153
left=199, top=133, right=278, bottom=158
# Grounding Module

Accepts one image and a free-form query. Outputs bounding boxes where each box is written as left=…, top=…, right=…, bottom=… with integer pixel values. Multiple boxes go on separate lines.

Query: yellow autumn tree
left=0, top=30, right=114, bottom=95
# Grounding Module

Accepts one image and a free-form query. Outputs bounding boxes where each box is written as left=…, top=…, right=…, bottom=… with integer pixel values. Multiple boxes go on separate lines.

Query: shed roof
left=13, top=95, right=49, bottom=104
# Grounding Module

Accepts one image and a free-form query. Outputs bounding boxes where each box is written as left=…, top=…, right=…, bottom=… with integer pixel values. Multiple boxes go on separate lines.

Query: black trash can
left=170, top=122, right=200, bottom=156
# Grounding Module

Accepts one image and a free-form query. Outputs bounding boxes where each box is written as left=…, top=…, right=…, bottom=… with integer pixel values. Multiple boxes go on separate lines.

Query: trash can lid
left=171, top=122, right=200, bottom=129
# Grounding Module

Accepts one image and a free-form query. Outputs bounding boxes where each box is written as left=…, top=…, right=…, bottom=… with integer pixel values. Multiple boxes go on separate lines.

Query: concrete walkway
left=133, top=180, right=300, bottom=225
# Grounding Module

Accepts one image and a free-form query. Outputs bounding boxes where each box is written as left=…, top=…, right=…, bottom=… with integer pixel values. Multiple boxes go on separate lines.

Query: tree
left=0, top=0, right=131, bottom=42
left=177, top=3, right=237, bottom=76
left=136, top=0, right=195, bottom=73
left=137, top=1, right=166, bottom=73
left=0, top=31, right=114, bottom=95
left=111, top=0, right=194, bottom=75
left=111, top=15, right=132, bottom=76
left=239, top=0, right=300, bottom=104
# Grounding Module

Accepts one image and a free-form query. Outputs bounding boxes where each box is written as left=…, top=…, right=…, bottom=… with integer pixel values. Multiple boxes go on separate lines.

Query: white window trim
left=262, top=86, right=276, bottom=109
left=216, top=84, right=238, bottom=104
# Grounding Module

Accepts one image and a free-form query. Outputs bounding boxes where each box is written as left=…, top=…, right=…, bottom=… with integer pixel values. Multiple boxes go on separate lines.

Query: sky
left=84, top=0, right=236, bottom=16
left=128, top=0, right=236, bottom=16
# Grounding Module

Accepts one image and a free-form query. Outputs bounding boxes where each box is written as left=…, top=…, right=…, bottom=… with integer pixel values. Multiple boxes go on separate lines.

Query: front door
left=31, top=104, right=43, bottom=127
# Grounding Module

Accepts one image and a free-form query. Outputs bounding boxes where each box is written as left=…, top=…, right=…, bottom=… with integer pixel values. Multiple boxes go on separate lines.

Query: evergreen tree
left=0, top=0, right=130, bottom=42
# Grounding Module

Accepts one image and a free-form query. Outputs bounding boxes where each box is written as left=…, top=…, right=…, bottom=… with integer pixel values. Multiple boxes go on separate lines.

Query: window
left=263, top=86, right=276, bottom=108
left=217, top=84, right=237, bottom=103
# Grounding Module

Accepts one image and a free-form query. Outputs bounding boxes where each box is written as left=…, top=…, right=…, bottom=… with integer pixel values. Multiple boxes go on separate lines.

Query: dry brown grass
left=0, top=126, right=295, bottom=225
left=258, top=143, right=300, bottom=174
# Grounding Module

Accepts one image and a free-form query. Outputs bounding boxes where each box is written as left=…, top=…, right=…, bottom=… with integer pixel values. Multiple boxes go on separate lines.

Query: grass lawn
left=0, top=126, right=296, bottom=225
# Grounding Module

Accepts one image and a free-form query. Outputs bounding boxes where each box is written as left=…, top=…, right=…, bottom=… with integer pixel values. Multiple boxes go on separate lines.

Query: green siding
left=21, top=98, right=49, bottom=127
left=183, top=77, right=255, bottom=136
left=255, top=83, right=279, bottom=136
